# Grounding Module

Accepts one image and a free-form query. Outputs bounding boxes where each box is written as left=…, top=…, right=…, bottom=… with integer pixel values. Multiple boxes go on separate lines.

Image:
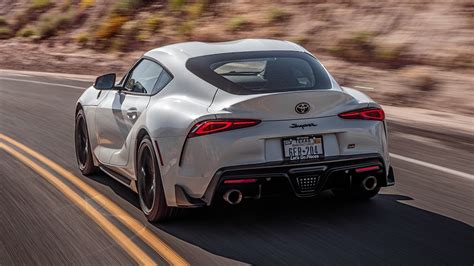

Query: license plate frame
left=282, top=135, right=324, bottom=161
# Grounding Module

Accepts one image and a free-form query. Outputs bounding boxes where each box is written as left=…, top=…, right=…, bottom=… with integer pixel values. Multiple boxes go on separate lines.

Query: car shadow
left=156, top=193, right=474, bottom=265
left=86, top=173, right=474, bottom=265
left=86, top=173, right=141, bottom=209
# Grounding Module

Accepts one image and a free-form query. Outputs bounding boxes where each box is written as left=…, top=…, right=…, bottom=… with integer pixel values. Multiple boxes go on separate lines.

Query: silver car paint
left=77, top=39, right=391, bottom=206
left=95, top=92, right=150, bottom=166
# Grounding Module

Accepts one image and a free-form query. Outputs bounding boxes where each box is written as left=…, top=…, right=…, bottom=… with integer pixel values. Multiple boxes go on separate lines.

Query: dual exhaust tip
left=223, top=175, right=377, bottom=204
left=223, top=189, right=243, bottom=205
left=361, top=176, right=378, bottom=191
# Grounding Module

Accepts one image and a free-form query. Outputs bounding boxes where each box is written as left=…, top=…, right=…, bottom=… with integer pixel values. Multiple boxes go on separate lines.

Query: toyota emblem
left=295, top=102, right=311, bottom=114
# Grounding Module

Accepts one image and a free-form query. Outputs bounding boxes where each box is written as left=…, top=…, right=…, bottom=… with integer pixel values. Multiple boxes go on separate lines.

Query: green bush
left=178, top=21, right=194, bottom=36
left=109, top=37, right=127, bottom=52
left=374, top=44, right=409, bottom=65
left=37, top=17, right=57, bottom=38
left=146, top=16, right=162, bottom=32
left=31, top=0, right=53, bottom=10
left=169, top=0, right=186, bottom=11
left=330, top=31, right=376, bottom=62
left=0, top=27, right=12, bottom=39
left=94, top=15, right=128, bottom=39
left=75, top=33, right=89, bottom=45
left=227, top=17, right=249, bottom=32
left=80, top=0, right=95, bottom=9
left=113, top=0, right=143, bottom=14
left=60, top=0, right=72, bottom=12
left=17, top=27, right=36, bottom=38
left=186, top=0, right=208, bottom=19
left=267, top=8, right=290, bottom=23
left=36, top=13, right=73, bottom=39
left=0, top=16, right=7, bottom=26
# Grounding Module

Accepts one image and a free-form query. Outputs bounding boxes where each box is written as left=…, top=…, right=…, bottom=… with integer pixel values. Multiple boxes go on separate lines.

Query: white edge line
left=390, top=153, right=474, bottom=180
left=0, top=77, right=87, bottom=90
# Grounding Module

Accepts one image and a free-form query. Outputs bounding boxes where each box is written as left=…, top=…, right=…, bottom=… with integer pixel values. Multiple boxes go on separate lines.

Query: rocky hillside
left=0, top=0, right=473, bottom=114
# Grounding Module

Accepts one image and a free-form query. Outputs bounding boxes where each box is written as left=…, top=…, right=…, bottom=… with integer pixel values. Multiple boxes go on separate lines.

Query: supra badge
left=290, top=123, right=317, bottom=129
left=295, top=102, right=311, bottom=114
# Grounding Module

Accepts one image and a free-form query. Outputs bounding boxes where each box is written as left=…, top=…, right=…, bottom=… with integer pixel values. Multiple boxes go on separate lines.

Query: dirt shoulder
left=1, top=1, right=472, bottom=115
left=1, top=68, right=472, bottom=136
left=1, top=40, right=473, bottom=116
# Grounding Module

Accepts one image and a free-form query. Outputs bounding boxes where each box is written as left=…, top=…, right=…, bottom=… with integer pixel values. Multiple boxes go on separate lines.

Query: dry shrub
left=0, top=27, right=12, bottom=39
left=75, top=32, right=89, bottom=46
left=178, top=21, right=194, bottom=36
left=94, top=15, right=128, bottom=40
left=450, top=52, right=474, bottom=69
left=0, top=17, right=7, bottom=26
left=227, top=17, right=250, bottom=32
left=386, top=67, right=439, bottom=106
left=331, top=31, right=411, bottom=68
left=80, top=0, right=95, bottom=9
left=403, top=68, right=438, bottom=92
left=17, top=27, right=36, bottom=38
left=330, top=31, right=376, bottom=63
left=113, top=0, right=143, bottom=15
left=374, top=43, right=411, bottom=67
left=290, top=35, right=311, bottom=45
left=267, top=8, right=291, bottom=23
left=145, top=16, right=162, bottom=32
left=31, top=0, right=53, bottom=10
left=186, top=1, right=209, bottom=19
left=169, top=0, right=186, bottom=12
left=36, top=12, right=74, bottom=39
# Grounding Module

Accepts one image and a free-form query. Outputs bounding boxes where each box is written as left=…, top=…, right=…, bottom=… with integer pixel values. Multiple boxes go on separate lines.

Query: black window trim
left=119, top=56, right=174, bottom=96
left=185, top=51, right=332, bottom=95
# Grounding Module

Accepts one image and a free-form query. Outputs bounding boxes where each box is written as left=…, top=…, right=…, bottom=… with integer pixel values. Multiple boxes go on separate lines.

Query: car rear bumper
left=175, top=153, right=395, bottom=207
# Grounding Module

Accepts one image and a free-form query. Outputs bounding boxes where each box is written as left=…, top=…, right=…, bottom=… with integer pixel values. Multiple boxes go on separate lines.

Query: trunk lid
left=209, top=88, right=366, bottom=120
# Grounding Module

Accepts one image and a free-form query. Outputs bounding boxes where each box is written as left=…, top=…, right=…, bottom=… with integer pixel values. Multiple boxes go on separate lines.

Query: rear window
left=186, top=51, right=332, bottom=95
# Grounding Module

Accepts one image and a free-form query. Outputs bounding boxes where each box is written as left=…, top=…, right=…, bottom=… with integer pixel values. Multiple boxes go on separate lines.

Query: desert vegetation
left=0, top=0, right=472, bottom=114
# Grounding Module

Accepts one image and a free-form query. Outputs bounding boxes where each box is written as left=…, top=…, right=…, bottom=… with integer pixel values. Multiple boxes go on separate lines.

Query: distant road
left=1, top=71, right=473, bottom=265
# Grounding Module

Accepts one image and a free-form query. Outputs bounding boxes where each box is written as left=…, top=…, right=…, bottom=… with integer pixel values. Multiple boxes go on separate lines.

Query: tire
left=136, top=136, right=175, bottom=222
left=75, top=109, right=99, bottom=175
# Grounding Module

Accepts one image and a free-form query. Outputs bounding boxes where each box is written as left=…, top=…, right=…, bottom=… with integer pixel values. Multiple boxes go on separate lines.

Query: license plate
left=283, top=135, right=323, bottom=161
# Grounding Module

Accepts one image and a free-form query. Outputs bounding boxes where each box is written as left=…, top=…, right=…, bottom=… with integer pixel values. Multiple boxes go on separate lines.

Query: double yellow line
left=0, top=134, right=188, bottom=266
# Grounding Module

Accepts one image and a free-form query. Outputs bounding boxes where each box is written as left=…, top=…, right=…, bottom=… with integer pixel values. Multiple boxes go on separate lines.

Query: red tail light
left=338, top=108, right=385, bottom=121
left=224, top=178, right=258, bottom=184
left=355, top=165, right=380, bottom=173
left=188, top=119, right=261, bottom=138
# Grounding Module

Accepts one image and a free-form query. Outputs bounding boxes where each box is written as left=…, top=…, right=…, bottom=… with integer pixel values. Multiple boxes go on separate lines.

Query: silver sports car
left=75, top=39, right=395, bottom=221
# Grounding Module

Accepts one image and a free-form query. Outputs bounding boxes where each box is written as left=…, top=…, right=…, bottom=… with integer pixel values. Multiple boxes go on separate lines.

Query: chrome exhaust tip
left=223, top=189, right=243, bottom=205
left=361, top=176, right=378, bottom=191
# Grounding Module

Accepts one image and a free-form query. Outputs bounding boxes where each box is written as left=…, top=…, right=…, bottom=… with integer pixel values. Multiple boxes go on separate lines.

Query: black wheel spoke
left=138, top=146, right=156, bottom=212
left=75, top=117, right=88, bottom=166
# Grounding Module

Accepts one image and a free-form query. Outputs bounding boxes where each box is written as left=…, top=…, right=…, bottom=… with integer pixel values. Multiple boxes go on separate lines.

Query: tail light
left=355, top=165, right=380, bottom=173
left=338, top=107, right=385, bottom=121
left=188, top=119, right=261, bottom=138
left=223, top=178, right=258, bottom=184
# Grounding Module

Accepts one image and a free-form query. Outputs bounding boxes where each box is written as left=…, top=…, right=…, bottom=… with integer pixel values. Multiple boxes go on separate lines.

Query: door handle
left=126, top=107, right=138, bottom=120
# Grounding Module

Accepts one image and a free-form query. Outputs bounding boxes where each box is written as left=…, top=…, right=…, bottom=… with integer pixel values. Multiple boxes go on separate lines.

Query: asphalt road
left=0, top=72, right=473, bottom=265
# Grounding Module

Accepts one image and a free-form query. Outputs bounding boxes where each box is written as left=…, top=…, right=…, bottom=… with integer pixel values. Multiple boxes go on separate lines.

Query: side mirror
left=94, top=73, right=116, bottom=90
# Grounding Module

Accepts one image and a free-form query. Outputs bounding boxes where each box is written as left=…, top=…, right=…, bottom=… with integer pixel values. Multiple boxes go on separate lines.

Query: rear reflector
left=188, top=119, right=261, bottom=138
left=223, top=179, right=258, bottom=184
left=355, top=166, right=380, bottom=173
left=339, top=108, right=385, bottom=121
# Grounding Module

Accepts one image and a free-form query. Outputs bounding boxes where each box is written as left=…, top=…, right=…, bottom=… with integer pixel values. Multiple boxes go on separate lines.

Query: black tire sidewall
left=137, top=136, right=171, bottom=222
left=75, top=109, right=97, bottom=175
